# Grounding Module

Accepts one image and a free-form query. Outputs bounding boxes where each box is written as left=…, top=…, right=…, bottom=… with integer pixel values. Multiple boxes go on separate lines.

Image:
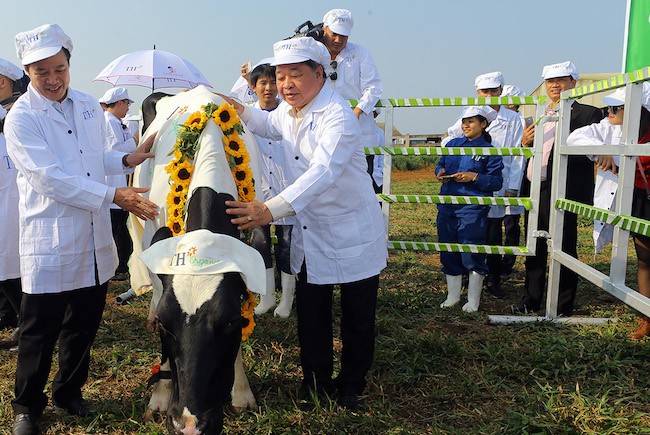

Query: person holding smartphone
left=436, top=106, right=503, bottom=312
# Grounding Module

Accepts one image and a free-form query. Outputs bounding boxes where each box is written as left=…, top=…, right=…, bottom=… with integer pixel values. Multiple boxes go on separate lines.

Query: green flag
left=624, top=0, right=650, bottom=72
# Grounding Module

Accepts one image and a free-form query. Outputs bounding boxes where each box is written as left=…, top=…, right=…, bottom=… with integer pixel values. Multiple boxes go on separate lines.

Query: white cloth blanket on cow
left=140, top=229, right=266, bottom=295
left=128, top=86, right=266, bottom=312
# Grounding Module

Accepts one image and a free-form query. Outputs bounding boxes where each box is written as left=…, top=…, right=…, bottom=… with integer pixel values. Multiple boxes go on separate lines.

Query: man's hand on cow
left=225, top=200, right=273, bottom=230
left=215, top=93, right=245, bottom=115
left=125, top=132, right=157, bottom=167
left=114, top=187, right=159, bottom=221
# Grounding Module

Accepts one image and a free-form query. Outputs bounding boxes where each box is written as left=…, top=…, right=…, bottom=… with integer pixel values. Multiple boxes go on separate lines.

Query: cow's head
left=141, top=188, right=265, bottom=435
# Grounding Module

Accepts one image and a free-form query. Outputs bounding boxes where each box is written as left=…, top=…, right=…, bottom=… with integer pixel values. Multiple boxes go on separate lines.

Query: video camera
left=12, top=74, right=30, bottom=96
left=286, top=20, right=324, bottom=42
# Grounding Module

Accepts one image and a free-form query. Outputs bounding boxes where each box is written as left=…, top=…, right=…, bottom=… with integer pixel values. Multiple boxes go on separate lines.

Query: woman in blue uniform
left=436, top=106, right=503, bottom=312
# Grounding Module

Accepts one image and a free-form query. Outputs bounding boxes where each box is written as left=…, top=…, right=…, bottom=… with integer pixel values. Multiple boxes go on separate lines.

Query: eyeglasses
left=329, top=61, right=338, bottom=81
left=609, top=105, right=623, bottom=115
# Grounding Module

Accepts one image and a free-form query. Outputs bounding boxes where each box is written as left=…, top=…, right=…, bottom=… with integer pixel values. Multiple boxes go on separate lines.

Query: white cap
left=461, top=106, right=497, bottom=124
left=139, top=229, right=266, bottom=295
left=99, top=87, right=134, bottom=105
left=501, top=84, right=526, bottom=97
left=271, top=37, right=331, bottom=70
left=15, top=24, right=73, bottom=66
left=0, top=58, right=23, bottom=81
left=542, top=61, right=579, bottom=81
left=603, top=82, right=650, bottom=111
left=323, top=9, right=354, bottom=36
left=475, top=71, right=504, bottom=89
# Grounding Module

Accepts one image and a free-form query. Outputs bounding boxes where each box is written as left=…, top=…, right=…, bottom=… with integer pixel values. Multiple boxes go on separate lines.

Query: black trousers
left=502, top=214, right=521, bottom=271
left=486, top=217, right=504, bottom=285
left=12, top=283, right=107, bottom=415
left=524, top=180, right=578, bottom=314
left=110, top=208, right=132, bottom=274
left=0, top=278, right=22, bottom=323
left=295, top=263, right=379, bottom=396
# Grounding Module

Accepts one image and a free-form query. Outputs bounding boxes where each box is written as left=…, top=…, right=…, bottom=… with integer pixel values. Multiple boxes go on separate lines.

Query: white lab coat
left=104, top=111, right=137, bottom=209
left=0, top=116, right=21, bottom=281
left=245, top=82, right=387, bottom=284
left=442, top=106, right=524, bottom=218
left=329, top=42, right=383, bottom=147
left=4, top=85, right=131, bottom=294
left=566, top=118, right=621, bottom=254
left=251, top=101, right=294, bottom=226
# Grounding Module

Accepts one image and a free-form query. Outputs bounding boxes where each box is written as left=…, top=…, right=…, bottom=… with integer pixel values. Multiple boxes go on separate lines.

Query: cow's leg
left=230, top=345, right=256, bottom=412
left=144, top=359, right=173, bottom=421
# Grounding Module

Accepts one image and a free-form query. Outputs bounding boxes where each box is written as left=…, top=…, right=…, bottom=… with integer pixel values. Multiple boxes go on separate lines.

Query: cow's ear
left=151, top=226, right=173, bottom=245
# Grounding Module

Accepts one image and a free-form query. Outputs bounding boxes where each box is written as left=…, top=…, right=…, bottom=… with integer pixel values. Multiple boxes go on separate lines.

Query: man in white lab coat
left=224, top=37, right=387, bottom=411
left=5, top=24, right=158, bottom=435
left=321, top=8, right=383, bottom=190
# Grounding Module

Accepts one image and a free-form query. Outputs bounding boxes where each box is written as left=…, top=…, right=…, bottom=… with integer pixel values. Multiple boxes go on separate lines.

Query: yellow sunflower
left=233, top=151, right=251, bottom=168
left=212, top=101, right=239, bottom=132
left=183, top=110, right=208, bottom=131
left=241, top=290, right=257, bottom=341
left=222, top=134, right=245, bottom=158
left=167, top=211, right=185, bottom=236
left=166, top=191, right=185, bottom=209
left=169, top=158, right=194, bottom=183
left=233, top=166, right=254, bottom=186
left=237, top=184, right=256, bottom=202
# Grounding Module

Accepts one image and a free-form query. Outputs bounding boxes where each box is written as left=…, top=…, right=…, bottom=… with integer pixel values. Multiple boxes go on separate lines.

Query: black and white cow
left=133, top=87, right=266, bottom=435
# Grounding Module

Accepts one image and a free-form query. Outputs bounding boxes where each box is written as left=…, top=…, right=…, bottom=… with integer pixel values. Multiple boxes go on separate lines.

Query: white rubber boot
left=462, top=271, right=485, bottom=312
left=254, top=268, right=276, bottom=315
left=440, top=275, right=462, bottom=308
left=274, top=271, right=296, bottom=318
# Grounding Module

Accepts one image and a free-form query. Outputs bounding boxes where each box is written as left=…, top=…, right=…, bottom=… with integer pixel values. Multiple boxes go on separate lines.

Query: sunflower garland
left=163, top=100, right=258, bottom=340
left=241, top=289, right=257, bottom=341
left=164, top=101, right=256, bottom=236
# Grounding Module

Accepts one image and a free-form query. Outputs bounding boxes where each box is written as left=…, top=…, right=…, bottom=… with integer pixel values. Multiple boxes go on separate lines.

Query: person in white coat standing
left=223, top=37, right=387, bottom=411
left=99, top=87, right=138, bottom=280
left=321, top=8, right=383, bottom=191
left=0, top=58, right=25, bottom=348
left=5, top=24, right=158, bottom=435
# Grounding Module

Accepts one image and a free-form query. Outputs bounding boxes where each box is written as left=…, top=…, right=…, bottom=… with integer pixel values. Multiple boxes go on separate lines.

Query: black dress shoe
left=487, top=282, right=506, bottom=299
left=0, top=327, right=19, bottom=349
left=53, top=398, right=94, bottom=417
left=12, top=413, right=39, bottom=435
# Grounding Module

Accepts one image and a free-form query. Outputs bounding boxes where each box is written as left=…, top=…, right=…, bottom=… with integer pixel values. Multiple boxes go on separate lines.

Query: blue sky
left=1, top=0, right=626, bottom=134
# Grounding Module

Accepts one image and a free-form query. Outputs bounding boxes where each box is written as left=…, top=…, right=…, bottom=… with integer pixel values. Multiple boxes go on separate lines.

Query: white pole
left=622, top=0, right=632, bottom=73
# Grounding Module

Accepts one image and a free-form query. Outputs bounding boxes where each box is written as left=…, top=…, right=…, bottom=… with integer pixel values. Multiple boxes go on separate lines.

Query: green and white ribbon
left=565, top=67, right=650, bottom=99
left=388, top=240, right=529, bottom=255
left=349, top=96, right=547, bottom=108
left=379, top=194, right=531, bottom=209
left=364, top=146, right=533, bottom=158
left=556, top=198, right=650, bottom=237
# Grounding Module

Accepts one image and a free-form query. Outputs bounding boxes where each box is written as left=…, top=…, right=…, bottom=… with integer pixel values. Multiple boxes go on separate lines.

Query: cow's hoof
left=231, top=396, right=256, bottom=414
left=143, top=408, right=165, bottom=423
left=143, top=408, right=155, bottom=422
left=273, top=304, right=292, bottom=318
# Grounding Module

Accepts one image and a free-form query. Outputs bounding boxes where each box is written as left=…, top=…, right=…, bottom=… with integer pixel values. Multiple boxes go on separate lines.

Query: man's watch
left=122, top=154, right=133, bottom=168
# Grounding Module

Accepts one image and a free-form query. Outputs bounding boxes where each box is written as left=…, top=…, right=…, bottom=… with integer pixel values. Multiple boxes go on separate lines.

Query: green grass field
left=1, top=167, right=648, bottom=434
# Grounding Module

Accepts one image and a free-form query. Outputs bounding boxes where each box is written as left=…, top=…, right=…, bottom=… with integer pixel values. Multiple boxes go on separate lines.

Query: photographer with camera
left=320, top=9, right=383, bottom=186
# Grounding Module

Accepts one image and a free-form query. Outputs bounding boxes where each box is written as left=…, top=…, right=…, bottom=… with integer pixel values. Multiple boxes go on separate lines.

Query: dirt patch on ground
left=391, top=167, right=436, bottom=183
